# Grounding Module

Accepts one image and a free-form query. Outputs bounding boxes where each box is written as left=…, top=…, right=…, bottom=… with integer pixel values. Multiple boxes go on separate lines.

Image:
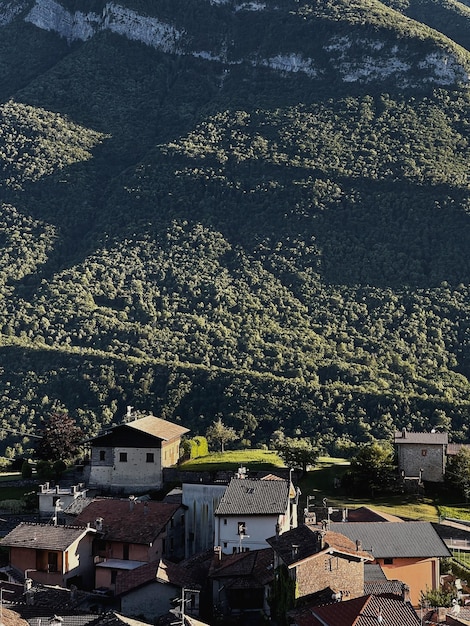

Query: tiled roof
left=209, top=548, right=274, bottom=588
left=3, top=583, right=102, bottom=626
left=87, top=612, right=151, bottom=626
left=266, top=525, right=372, bottom=567
left=74, top=499, right=181, bottom=544
left=345, top=506, right=403, bottom=523
left=292, top=594, right=420, bottom=626
left=394, top=429, right=448, bottom=445
left=215, top=478, right=289, bottom=516
left=0, top=523, right=95, bottom=551
left=0, top=607, right=29, bottom=626
left=364, top=579, right=405, bottom=597
left=125, top=416, right=189, bottom=441
left=364, top=563, right=387, bottom=581
left=447, top=443, right=470, bottom=456
left=331, top=521, right=451, bottom=559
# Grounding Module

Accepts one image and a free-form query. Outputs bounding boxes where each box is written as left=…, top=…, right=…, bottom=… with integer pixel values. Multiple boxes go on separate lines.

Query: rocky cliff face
left=0, top=0, right=468, bottom=86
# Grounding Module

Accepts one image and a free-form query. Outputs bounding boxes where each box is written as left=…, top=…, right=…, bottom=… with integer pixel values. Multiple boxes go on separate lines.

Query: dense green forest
left=0, top=0, right=469, bottom=459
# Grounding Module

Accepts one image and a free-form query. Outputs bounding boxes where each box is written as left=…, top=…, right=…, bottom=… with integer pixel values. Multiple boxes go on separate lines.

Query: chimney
left=95, top=517, right=103, bottom=531
left=214, top=546, right=222, bottom=562
left=316, top=531, right=325, bottom=552
left=356, top=539, right=362, bottom=552
left=291, top=544, right=299, bottom=560
left=129, top=495, right=135, bottom=511
left=402, top=427, right=407, bottom=439
left=401, top=583, right=411, bottom=603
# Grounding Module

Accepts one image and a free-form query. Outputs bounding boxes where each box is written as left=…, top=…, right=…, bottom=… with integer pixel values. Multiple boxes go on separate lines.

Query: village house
left=332, top=521, right=451, bottom=606
left=214, top=475, right=297, bottom=554
left=111, top=550, right=212, bottom=622
left=0, top=522, right=96, bottom=589
left=266, top=525, right=373, bottom=607
left=209, top=547, right=274, bottom=619
left=394, top=428, right=448, bottom=483
left=86, top=413, right=189, bottom=493
left=73, top=498, right=185, bottom=593
left=37, top=483, right=88, bottom=521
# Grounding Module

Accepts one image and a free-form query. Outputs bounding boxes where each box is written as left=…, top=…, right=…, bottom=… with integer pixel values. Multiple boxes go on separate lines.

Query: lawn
left=179, top=449, right=285, bottom=472
left=179, top=453, right=463, bottom=522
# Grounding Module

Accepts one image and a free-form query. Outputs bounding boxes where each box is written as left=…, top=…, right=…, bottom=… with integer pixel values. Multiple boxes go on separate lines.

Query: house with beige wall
left=0, top=523, right=96, bottom=589
left=332, top=521, right=451, bottom=606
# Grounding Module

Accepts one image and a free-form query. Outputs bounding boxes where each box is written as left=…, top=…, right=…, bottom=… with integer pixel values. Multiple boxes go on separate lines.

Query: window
left=48, top=552, right=58, bottom=573
left=146, top=452, right=154, bottom=463
left=99, top=450, right=106, bottom=461
left=384, top=558, right=394, bottom=565
left=119, top=452, right=127, bottom=462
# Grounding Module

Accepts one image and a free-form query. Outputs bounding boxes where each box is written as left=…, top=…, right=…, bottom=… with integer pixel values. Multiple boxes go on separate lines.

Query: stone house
left=86, top=414, right=189, bottom=493
left=394, top=428, right=448, bottom=483
left=266, top=525, right=373, bottom=606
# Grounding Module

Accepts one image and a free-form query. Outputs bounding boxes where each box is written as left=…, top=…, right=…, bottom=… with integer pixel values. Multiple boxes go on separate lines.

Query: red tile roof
left=292, top=594, right=420, bottom=625
left=74, top=499, right=181, bottom=544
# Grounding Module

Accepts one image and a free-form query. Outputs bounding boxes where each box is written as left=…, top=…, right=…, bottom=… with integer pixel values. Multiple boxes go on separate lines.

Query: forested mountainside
left=0, top=0, right=470, bottom=459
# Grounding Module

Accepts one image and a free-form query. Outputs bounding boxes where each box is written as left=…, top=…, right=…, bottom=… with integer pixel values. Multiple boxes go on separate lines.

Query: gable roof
left=0, top=523, right=95, bottom=551
left=74, top=499, right=181, bottom=545
left=215, top=478, right=290, bottom=516
left=331, top=521, right=451, bottom=559
left=345, top=506, right=403, bottom=523
left=293, top=594, right=420, bottom=626
left=156, top=550, right=213, bottom=589
left=394, top=429, right=448, bottom=445
left=266, top=525, right=372, bottom=567
left=90, top=416, right=189, bottom=445
left=209, top=548, right=274, bottom=588
left=125, top=416, right=189, bottom=441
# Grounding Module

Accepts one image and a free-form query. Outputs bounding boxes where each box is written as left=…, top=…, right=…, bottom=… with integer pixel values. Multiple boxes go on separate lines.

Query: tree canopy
left=205, top=417, right=238, bottom=452
left=36, top=411, right=84, bottom=463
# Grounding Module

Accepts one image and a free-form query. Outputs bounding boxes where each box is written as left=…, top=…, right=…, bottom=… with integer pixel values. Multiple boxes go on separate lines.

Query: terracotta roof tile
left=292, top=594, right=420, bottom=625
left=75, top=499, right=181, bottom=545
left=125, top=416, right=189, bottom=441
left=266, top=525, right=372, bottom=567
left=209, top=548, right=274, bottom=589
